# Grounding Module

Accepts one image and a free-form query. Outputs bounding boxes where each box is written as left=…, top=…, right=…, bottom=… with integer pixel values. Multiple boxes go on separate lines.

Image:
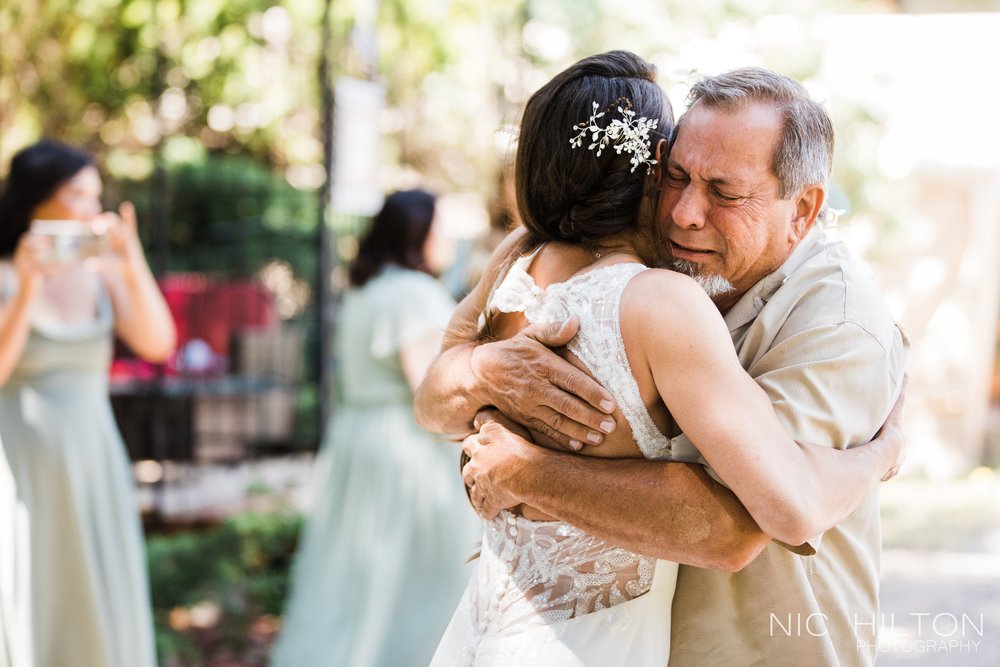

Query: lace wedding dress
left=430, top=249, right=679, bottom=667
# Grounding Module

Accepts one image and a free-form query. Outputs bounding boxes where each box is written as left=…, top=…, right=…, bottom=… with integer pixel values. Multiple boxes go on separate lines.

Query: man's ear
left=654, top=138, right=667, bottom=164
left=791, top=183, right=825, bottom=241
left=651, top=138, right=668, bottom=192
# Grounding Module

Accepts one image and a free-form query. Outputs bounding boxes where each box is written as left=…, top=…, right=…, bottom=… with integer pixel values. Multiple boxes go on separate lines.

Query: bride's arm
left=625, top=269, right=903, bottom=547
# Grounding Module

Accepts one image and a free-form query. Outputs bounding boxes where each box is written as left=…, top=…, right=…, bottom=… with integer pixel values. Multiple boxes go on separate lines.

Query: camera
left=30, top=219, right=108, bottom=264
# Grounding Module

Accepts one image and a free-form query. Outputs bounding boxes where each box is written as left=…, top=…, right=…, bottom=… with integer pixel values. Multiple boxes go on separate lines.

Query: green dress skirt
left=271, top=267, right=479, bottom=667
left=0, top=292, right=156, bottom=667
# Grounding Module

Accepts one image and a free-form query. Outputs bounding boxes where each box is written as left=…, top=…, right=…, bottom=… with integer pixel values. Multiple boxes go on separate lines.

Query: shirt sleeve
left=370, top=273, right=457, bottom=360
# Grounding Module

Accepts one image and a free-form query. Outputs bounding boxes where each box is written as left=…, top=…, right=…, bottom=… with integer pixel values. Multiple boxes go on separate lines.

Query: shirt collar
left=722, top=228, right=825, bottom=332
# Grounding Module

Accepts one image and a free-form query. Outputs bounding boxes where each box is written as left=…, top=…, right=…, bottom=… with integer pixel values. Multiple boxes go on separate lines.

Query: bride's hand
left=462, top=421, right=538, bottom=520
left=475, top=407, right=593, bottom=454
left=875, top=374, right=908, bottom=482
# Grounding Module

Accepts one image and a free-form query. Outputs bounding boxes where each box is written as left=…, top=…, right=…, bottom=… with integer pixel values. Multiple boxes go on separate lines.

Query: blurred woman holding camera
left=0, top=140, right=175, bottom=667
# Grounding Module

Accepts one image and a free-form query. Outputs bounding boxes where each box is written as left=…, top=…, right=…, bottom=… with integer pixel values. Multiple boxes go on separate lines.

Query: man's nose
left=669, top=186, right=706, bottom=230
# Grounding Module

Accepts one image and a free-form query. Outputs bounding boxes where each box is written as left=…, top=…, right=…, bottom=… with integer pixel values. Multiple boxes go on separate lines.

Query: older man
left=415, top=68, right=907, bottom=666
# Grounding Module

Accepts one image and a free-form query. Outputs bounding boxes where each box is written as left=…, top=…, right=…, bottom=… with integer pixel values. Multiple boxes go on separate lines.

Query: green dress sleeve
left=369, top=270, right=456, bottom=360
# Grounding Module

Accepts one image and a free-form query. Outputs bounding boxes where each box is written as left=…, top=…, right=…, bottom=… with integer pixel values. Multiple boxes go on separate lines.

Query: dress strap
left=522, top=243, right=544, bottom=262
left=0, top=263, right=16, bottom=302
left=96, top=279, right=114, bottom=325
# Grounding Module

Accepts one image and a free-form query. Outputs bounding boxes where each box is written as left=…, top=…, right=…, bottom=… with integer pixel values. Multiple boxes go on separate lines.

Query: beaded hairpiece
left=569, top=97, right=658, bottom=174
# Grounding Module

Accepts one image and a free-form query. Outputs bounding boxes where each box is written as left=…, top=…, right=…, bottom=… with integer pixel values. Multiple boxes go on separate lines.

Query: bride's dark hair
left=514, top=50, right=673, bottom=248
left=472, top=51, right=673, bottom=346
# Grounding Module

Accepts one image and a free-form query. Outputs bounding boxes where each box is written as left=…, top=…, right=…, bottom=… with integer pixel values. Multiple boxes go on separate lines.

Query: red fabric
left=160, top=274, right=278, bottom=355
left=113, top=273, right=278, bottom=378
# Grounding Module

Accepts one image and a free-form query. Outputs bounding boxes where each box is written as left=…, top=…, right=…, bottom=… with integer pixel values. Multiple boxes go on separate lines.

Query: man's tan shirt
left=667, top=229, right=908, bottom=667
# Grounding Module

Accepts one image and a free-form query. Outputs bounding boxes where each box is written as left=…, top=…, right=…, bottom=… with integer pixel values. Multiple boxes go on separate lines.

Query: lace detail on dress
left=447, top=249, right=674, bottom=659
left=490, top=252, right=672, bottom=459
left=452, top=510, right=653, bottom=665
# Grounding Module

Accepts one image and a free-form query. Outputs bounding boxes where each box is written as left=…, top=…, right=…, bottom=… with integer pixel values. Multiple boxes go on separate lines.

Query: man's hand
left=876, top=374, right=908, bottom=482
left=462, top=421, right=540, bottom=519
left=475, top=407, right=590, bottom=454
left=469, top=317, right=616, bottom=449
left=473, top=408, right=532, bottom=440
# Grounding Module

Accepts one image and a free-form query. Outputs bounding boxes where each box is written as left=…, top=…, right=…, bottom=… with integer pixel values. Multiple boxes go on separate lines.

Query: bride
left=429, top=51, right=894, bottom=666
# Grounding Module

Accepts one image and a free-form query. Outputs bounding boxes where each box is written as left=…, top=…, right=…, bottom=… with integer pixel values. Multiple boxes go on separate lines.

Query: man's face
left=658, top=101, right=807, bottom=309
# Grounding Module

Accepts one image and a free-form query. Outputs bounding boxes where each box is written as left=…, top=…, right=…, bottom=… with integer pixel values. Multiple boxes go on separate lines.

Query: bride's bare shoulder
left=623, top=267, right=713, bottom=309
left=620, top=267, right=725, bottom=343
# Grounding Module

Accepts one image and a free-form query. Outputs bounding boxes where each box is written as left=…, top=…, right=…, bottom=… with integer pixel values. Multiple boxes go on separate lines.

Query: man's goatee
left=667, top=258, right=736, bottom=298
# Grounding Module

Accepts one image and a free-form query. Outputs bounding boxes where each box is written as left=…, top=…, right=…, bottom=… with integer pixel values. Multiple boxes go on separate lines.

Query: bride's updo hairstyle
left=514, top=50, right=672, bottom=247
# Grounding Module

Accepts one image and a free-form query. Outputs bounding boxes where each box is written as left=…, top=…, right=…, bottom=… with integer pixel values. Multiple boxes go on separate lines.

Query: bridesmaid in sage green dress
left=271, top=190, right=479, bottom=667
left=0, top=141, right=176, bottom=667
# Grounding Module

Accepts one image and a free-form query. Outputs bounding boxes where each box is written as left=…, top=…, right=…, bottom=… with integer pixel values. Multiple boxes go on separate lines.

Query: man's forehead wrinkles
left=668, top=156, right=751, bottom=189
left=707, top=175, right=746, bottom=188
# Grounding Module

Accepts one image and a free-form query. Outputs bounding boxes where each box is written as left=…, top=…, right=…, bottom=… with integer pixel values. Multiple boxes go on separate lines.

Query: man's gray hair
left=681, top=68, right=834, bottom=200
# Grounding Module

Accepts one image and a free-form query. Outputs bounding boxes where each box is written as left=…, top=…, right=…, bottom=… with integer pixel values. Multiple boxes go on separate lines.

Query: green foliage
left=114, top=153, right=317, bottom=276
left=1, top=0, right=889, bottom=211
left=107, top=154, right=325, bottom=451
left=146, top=510, right=304, bottom=664
left=0, top=0, right=322, bottom=178
left=223, top=512, right=304, bottom=613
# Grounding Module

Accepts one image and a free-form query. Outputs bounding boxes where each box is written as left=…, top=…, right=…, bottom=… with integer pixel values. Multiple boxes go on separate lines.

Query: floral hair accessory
left=569, top=98, right=659, bottom=173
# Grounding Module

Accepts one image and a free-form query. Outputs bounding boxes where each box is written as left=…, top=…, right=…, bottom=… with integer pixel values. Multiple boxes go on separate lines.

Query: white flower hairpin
left=569, top=98, right=659, bottom=173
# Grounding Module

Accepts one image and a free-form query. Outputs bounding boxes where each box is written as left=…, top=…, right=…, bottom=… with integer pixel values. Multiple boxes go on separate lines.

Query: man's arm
left=461, top=344, right=906, bottom=567
left=413, top=228, right=617, bottom=446
left=462, top=387, right=904, bottom=569
left=461, top=421, right=771, bottom=572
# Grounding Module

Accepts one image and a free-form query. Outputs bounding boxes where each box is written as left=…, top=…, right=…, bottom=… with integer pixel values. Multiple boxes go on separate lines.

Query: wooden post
left=317, top=0, right=336, bottom=435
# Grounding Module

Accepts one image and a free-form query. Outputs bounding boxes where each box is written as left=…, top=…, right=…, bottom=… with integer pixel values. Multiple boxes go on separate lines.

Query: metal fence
left=109, top=155, right=329, bottom=471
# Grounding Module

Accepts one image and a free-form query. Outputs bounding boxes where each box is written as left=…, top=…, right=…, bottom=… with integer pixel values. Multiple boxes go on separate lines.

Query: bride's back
left=476, top=50, right=678, bottom=461
left=485, top=240, right=677, bottom=460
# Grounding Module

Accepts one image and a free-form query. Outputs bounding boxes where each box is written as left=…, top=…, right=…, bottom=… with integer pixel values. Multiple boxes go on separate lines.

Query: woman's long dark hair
left=514, top=50, right=673, bottom=249
left=463, top=53, right=675, bottom=506
left=348, top=189, right=437, bottom=288
left=475, top=51, right=673, bottom=344
left=0, top=140, right=95, bottom=257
